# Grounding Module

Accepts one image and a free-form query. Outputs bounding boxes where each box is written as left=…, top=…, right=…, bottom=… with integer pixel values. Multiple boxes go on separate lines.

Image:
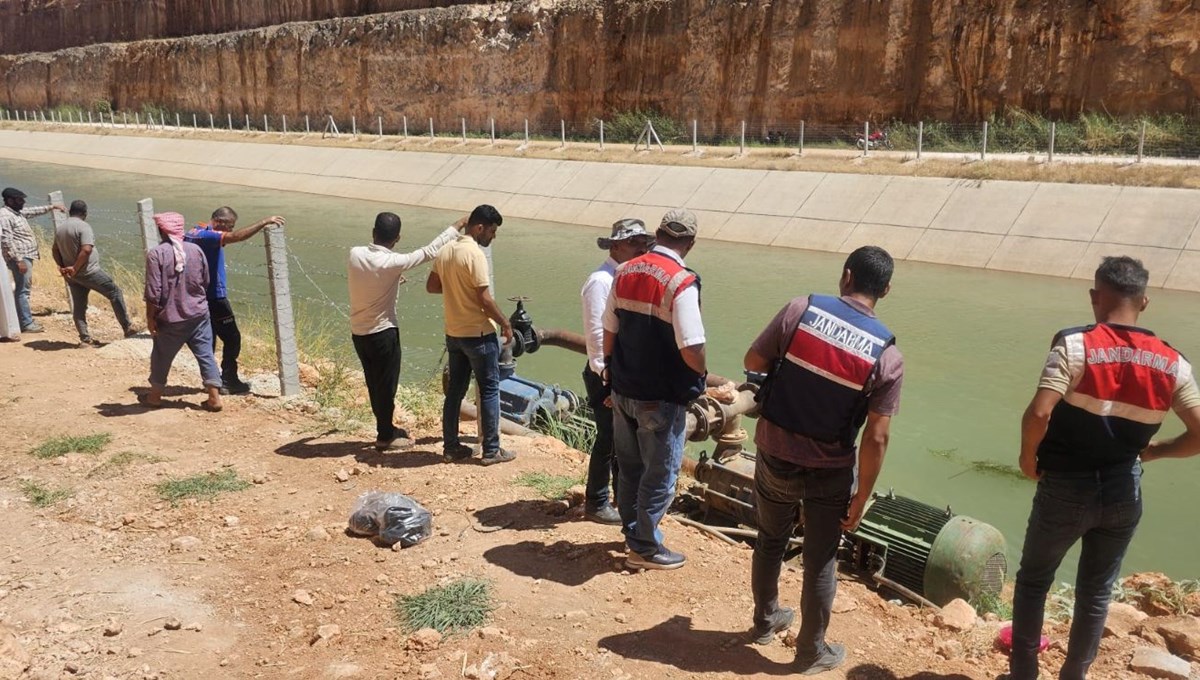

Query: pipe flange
left=718, top=428, right=748, bottom=445
left=686, top=401, right=711, bottom=442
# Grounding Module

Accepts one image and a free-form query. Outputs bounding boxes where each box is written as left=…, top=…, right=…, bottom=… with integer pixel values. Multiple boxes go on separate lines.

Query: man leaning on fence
left=347, top=211, right=466, bottom=452
left=52, top=200, right=138, bottom=346
left=1, top=186, right=64, bottom=333
left=1008, top=256, right=1200, bottom=680
left=185, top=206, right=285, bottom=395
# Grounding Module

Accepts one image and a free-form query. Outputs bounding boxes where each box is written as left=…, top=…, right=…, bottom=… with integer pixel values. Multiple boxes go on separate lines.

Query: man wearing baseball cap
left=602, top=209, right=706, bottom=569
left=580, top=218, right=653, bottom=524
left=1, top=187, right=64, bottom=333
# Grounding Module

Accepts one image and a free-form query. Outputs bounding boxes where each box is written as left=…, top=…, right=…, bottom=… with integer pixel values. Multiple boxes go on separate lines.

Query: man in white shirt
left=347, top=212, right=464, bottom=451
left=581, top=218, right=653, bottom=524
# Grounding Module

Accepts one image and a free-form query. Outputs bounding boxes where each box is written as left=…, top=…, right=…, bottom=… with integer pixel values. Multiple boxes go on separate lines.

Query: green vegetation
left=533, top=409, right=597, bottom=454
left=31, top=433, right=112, bottom=459
left=155, top=469, right=251, bottom=502
left=971, top=591, right=1013, bottom=620
left=513, top=471, right=582, bottom=500
left=395, top=578, right=496, bottom=634
left=397, top=375, right=445, bottom=429
left=600, top=109, right=686, bottom=145
left=928, top=447, right=1026, bottom=481
left=20, top=480, right=72, bottom=508
left=87, top=451, right=168, bottom=479
left=1115, top=577, right=1200, bottom=616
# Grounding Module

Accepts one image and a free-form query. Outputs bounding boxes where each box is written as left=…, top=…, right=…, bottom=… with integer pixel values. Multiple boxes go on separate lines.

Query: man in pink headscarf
left=142, top=212, right=223, bottom=411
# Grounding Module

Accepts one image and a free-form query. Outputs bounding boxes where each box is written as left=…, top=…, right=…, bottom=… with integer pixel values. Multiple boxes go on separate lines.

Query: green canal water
left=5, top=158, right=1200, bottom=583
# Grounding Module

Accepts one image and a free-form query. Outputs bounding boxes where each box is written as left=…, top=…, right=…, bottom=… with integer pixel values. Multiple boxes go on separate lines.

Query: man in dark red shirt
left=743, top=246, right=903, bottom=675
left=1009, top=256, right=1200, bottom=680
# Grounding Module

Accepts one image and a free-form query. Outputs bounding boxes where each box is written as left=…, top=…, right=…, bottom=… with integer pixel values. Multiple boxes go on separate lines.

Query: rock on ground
left=407, top=627, right=442, bottom=652
left=1129, top=646, right=1192, bottom=680
left=1105, top=602, right=1149, bottom=637
left=1155, top=616, right=1200, bottom=659
left=0, top=623, right=30, bottom=680
left=935, top=599, right=976, bottom=632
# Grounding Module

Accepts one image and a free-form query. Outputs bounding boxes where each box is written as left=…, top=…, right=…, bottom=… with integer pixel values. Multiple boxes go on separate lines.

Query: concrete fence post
left=48, top=190, right=73, bottom=313
left=981, top=120, right=989, bottom=161
left=463, top=117, right=468, bottom=143
left=692, top=119, right=698, bottom=154
left=917, top=121, right=924, bottom=160
left=378, top=116, right=384, bottom=137
left=599, top=119, right=604, bottom=151
left=799, top=120, right=805, bottom=156
left=1137, top=121, right=1147, bottom=163
left=1048, top=122, right=1056, bottom=163
left=137, top=198, right=157, bottom=254
left=863, top=121, right=870, bottom=157
left=264, top=226, right=301, bottom=397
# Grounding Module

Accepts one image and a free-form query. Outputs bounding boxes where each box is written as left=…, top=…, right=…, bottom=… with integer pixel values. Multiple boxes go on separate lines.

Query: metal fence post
left=799, top=120, right=805, bottom=156
left=245, top=113, right=250, bottom=130
left=560, top=120, right=566, bottom=149
left=378, top=116, right=384, bottom=137
left=263, top=225, right=301, bottom=398
left=123, top=112, right=128, bottom=127
left=599, top=119, right=604, bottom=151
left=429, top=117, right=434, bottom=140
left=981, top=121, right=989, bottom=161
left=917, top=121, right=924, bottom=160
left=305, top=115, right=310, bottom=134
left=262, top=114, right=268, bottom=133
left=1137, top=121, right=1146, bottom=162
left=463, top=117, right=468, bottom=143
left=209, top=112, right=214, bottom=129
left=490, top=118, right=496, bottom=146
left=137, top=198, right=157, bottom=254
left=135, top=112, right=141, bottom=128
left=1048, top=122, right=1056, bottom=163
left=740, top=120, right=746, bottom=155
left=524, top=119, right=529, bottom=147
left=351, top=116, right=357, bottom=136
left=227, top=113, right=232, bottom=130
left=192, top=113, right=197, bottom=129
left=175, top=113, right=180, bottom=128
left=863, top=121, right=869, bottom=157
left=403, top=115, right=408, bottom=138
left=282, top=114, right=287, bottom=133
left=692, top=119, right=698, bottom=154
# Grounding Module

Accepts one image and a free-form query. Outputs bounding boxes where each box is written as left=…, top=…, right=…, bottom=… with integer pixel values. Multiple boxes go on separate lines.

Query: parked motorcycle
left=855, top=129, right=894, bottom=151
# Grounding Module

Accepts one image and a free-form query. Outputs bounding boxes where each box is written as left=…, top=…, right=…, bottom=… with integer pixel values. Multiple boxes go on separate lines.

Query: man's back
left=184, top=225, right=226, bottom=300
left=145, top=241, right=209, bottom=323
left=55, top=216, right=100, bottom=276
left=432, top=235, right=492, bottom=337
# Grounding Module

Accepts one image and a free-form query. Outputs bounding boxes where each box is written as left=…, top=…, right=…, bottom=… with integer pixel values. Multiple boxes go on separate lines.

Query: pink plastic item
left=996, top=624, right=1050, bottom=653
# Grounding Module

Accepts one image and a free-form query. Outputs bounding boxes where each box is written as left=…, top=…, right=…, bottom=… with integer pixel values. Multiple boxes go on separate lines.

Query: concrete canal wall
left=1, top=129, right=1199, bottom=291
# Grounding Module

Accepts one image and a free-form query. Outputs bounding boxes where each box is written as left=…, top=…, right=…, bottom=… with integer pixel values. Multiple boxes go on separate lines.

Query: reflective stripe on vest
left=612, top=252, right=697, bottom=324
left=760, top=295, right=894, bottom=447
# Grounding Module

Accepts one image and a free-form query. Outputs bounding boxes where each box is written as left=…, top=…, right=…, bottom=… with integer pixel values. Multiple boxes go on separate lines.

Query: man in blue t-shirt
left=184, top=206, right=285, bottom=394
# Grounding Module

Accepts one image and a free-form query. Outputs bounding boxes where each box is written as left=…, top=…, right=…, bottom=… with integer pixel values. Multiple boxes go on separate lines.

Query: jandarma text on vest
left=801, top=310, right=888, bottom=359
left=1087, top=346, right=1180, bottom=375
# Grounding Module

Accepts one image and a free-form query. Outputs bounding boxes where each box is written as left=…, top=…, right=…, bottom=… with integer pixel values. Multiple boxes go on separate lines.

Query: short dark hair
left=1095, top=255, right=1149, bottom=297
left=68, top=200, right=87, bottom=217
left=373, top=212, right=402, bottom=242
left=469, top=204, right=502, bottom=228
left=212, top=206, right=237, bottom=221
left=843, top=246, right=894, bottom=298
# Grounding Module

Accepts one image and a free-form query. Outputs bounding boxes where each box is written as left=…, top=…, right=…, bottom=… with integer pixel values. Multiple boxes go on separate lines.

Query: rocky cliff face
left=1, top=0, right=1197, bottom=129
left=0, top=0, right=484, bottom=54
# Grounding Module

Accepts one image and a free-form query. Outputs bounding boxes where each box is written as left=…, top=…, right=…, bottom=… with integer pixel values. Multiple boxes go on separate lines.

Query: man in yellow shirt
left=426, top=205, right=515, bottom=465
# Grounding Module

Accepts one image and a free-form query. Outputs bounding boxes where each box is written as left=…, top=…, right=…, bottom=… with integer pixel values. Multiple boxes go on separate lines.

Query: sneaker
left=442, top=443, right=473, bottom=463
left=796, top=643, right=846, bottom=675
left=21, top=322, right=44, bottom=333
left=219, top=378, right=252, bottom=395
left=123, top=325, right=141, bottom=338
left=78, top=337, right=102, bottom=348
left=479, top=448, right=516, bottom=466
left=584, top=504, right=622, bottom=525
left=750, top=607, right=794, bottom=645
left=374, top=428, right=411, bottom=452
left=625, top=547, right=687, bottom=571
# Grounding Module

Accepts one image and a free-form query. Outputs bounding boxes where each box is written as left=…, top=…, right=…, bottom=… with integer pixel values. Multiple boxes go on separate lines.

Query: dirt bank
left=0, top=278, right=1191, bottom=678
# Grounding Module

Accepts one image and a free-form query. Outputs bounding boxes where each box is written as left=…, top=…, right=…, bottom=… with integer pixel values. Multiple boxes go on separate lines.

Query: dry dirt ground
left=0, top=290, right=1172, bottom=680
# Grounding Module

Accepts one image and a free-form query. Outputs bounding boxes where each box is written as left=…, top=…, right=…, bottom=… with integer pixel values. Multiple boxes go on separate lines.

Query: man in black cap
left=1, top=187, right=64, bottom=333
left=580, top=218, right=653, bottom=524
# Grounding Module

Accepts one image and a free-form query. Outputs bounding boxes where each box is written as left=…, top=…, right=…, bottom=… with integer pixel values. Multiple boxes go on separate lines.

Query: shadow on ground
left=598, top=615, right=792, bottom=675
left=472, top=499, right=572, bottom=533
left=846, top=665, right=977, bottom=680
left=25, top=340, right=79, bottom=351
left=483, top=539, right=624, bottom=586
left=274, top=435, right=443, bottom=469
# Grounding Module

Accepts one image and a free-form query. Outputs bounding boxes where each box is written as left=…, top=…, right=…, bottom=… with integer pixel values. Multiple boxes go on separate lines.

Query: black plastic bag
left=347, top=491, right=433, bottom=548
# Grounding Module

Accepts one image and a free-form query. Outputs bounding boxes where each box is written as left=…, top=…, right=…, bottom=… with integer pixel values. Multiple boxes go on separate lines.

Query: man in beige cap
left=602, top=209, right=706, bottom=569
left=581, top=218, right=654, bottom=524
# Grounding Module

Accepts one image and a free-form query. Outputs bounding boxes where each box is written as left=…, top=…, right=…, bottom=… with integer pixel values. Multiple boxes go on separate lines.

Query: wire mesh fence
left=6, top=105, right=1200, bottom=162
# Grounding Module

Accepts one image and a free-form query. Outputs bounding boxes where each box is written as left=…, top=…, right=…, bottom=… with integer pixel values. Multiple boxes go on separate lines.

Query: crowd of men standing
left=5, top=184, right=1200, bottom=677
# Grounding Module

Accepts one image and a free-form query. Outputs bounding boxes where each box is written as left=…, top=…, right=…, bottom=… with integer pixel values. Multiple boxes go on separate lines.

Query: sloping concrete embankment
left=2, top=129, right=1199, bottom=292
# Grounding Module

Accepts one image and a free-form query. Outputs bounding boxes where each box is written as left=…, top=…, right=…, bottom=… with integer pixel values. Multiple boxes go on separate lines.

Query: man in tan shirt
left=426, top=205, right=515, bottom=466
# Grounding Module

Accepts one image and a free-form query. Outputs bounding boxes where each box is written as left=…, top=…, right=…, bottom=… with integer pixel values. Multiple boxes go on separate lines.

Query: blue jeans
left=612, top=394, right=687, bottom=556
left=752, top=453, right=853, bottom=660
left=149, top=314, right=222, bottom=389
left=442, top=334, right=501, bottom=455
left=583, top=365, right=618, bottom=509
left=1010, top=462, right=1143, bottom=680
left=7, top=257, right=33, bottom=329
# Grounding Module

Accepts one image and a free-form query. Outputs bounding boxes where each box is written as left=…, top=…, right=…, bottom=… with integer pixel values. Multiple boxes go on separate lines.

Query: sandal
left=201, top=400, right=224, bottom=413
left=137, top=393, right=163, bottom=408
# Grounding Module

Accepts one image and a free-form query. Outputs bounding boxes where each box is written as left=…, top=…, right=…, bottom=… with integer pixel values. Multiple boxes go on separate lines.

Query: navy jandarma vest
left=610, top=251, right=705, bottom=405
left=759, top=295, right=895, bottom=451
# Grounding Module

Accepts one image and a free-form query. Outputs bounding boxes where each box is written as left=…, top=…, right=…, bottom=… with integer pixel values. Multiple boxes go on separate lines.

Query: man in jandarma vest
left=603, top=208, right=706, bottom=571
left=1009, top=256, right=1200, bottom=680
left=744, top=245, right=904, bottom=675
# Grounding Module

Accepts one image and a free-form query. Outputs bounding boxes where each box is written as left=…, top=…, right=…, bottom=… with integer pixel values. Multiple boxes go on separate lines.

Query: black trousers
left=582, top=364, right=618, bottom=509
left=353, top=328, right=401, bottom=441
left=208, top=297, right=241, bottom=382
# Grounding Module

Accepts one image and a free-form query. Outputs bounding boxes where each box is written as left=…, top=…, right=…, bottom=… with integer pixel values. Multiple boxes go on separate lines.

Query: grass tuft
left=513, top=471, right=582, bottom=500
left=155, top=469, right=251, bottom=502
left=31, top=433, right=112, bottom=459
left=395, top=578, right=496, bottom=634
left=971, top=591, right=1013, bottom=620
left=87, top=451, right=168, bottom=479
left=533, top=409, right=597, bottom=453
left=20, top=480, right=72, bottom=508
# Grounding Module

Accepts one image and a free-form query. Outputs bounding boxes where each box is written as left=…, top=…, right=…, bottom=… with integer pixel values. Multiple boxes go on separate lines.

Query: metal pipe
left=459, top=401, right=533, bottom=436
left=873, top=570, right=940, bottom=610
left=672, top=516, right=742, bottom=547
left=532, top=328, right=734, bottom=389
